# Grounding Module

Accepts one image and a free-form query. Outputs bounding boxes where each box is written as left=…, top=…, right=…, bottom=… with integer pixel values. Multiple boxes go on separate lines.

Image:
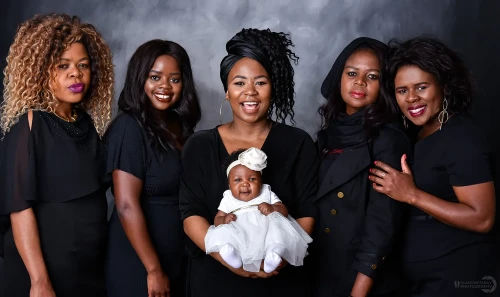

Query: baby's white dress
left=204, top=184, right=313, bottom=272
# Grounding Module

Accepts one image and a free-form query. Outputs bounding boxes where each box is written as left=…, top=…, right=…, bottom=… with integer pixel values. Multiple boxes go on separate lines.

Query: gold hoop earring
left=220, top=98, right=229, bottom=124
left=438, top=97, right=449, bottom=130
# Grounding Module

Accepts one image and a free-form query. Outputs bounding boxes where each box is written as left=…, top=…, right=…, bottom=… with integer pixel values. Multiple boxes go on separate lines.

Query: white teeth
left=409, top=106, right=425, bottom=114
left=243, top=102, right=258, bottom=106
left=155, top=94, right=171, bottom=99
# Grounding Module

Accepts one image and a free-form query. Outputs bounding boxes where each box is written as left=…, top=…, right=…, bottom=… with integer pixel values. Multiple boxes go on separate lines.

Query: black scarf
left=326, top=109, right=366, bottom=150
left=220, top=30, right=272, bottom=92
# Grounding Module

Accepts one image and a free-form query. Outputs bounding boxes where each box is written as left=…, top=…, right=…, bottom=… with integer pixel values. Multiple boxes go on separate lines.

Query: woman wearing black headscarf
left=311, top=37, right=411, bottom=297
left=179, top=28, right=318, bottom=297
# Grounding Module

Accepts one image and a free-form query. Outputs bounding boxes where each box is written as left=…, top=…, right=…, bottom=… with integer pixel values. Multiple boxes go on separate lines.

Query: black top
left=404, top=115, right=494, bottom=262
left=180, top=122, right=318, bottom=224
left=0, top=110, right=107, bottom=214
left=105, top=113, right=181, bottom=200
left=179, top=122, right=318, bottom=296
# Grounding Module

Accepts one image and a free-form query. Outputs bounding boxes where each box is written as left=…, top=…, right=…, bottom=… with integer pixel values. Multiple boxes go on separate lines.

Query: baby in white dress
left=204, top=147, right=312, bottom=273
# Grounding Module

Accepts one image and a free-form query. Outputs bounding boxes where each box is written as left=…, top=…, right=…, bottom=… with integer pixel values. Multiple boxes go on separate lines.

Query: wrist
left=146, top=264, right=162, bottom=274
left=406, top=188, right=421, bottom=205
left=31, top=275, right=51, bottom=286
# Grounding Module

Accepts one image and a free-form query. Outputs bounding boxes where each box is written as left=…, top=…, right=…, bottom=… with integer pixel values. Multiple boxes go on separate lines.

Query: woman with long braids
left=0, top=13, right=113, bottom=296
left=179, top=28, right=318, bottom=297
left=370, top=37, right=496, bottom=297
left=105, top=39, right=201, bottom=297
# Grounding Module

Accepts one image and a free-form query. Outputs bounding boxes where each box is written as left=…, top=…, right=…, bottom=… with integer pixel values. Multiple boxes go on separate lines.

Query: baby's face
left=228, top=165, right=262, bottom=202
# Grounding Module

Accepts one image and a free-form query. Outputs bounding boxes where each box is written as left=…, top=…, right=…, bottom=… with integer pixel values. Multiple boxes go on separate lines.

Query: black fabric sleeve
left=105, top=114, right=146, bottom=180
left=291, top=133, right=319, bottom=219
left=351, top=129, right=410, bottom=279
left=446, top=123, right=492, bottom=186
left=179, top=133, right=211, bottom=221
left=0, top=114, right=36, bottom=215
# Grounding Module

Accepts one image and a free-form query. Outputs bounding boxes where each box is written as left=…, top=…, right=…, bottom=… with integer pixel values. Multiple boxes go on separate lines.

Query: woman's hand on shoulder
left=369, top=154, right=419, bottom=204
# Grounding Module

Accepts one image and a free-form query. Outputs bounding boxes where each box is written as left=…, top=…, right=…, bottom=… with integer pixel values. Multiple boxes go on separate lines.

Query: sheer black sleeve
left=0, top=114, right=37, bottom=214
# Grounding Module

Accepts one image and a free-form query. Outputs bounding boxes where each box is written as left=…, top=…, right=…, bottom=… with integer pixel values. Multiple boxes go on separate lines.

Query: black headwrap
left=320, top=37, right=388, bottom=99
left=220, top=33, right=273, bottom=91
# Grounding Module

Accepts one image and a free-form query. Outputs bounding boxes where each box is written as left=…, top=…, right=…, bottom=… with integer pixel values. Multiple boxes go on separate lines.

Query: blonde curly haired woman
left=0, top=14, right=113, bottom=297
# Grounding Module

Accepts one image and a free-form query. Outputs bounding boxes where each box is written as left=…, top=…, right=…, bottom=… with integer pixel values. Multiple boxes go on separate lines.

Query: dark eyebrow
left=231, top=74, right=269, bottom=81
left=395, top=82, right=430, bottom=89
left=59, top=57, right=90, bottom=62
left=344, top=65, right=380, bottom=72
left=149, top=70, right=181, bottom=75
left=231, top=75, right=246, bottom=81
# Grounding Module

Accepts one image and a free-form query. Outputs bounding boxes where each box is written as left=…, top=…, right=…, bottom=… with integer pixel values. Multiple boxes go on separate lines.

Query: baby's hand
left=258, top=203, right=274, bottom=216
left=224, top=213, right=237, bottom=224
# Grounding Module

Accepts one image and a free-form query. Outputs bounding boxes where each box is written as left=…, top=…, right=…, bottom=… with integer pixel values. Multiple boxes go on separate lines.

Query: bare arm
left=183, top=215, right=211, bottom=251
left=113, top=170, right=163, bottom=272
left=350, top=273, right=374, bottom=297
left=10, top=208, right=55, bottom=293
left=371, top=157, right=496, bottom=233
left=295, top=217, right=314, bottom=235
left=214, top=210, right=236, bottom=227
left=113, top=170, right=171, bottom=296
left=271, top=202, right=288, bottom=217
left=407, top=182, right=495, bottom=233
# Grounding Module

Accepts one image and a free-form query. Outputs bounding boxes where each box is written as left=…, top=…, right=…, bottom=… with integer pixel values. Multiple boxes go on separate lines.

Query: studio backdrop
left=1, top=0, right=499, bottom=291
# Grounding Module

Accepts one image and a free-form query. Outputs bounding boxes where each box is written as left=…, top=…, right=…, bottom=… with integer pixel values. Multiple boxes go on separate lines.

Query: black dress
left=403, top=115, right=496, bottom=297
left=0, top=110, right=108, bottom=297
left=105, top=113, right=185, bottom=297
left=179, top=122, right=319, bottom=297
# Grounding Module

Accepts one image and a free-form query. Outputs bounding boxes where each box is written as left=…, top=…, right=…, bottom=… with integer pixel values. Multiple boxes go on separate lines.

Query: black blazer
left=311, top=124, right=411, bottom=297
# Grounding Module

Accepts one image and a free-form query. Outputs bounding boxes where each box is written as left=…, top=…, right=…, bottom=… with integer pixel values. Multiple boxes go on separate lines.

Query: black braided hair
left=222, top=28, right=299, bottom=124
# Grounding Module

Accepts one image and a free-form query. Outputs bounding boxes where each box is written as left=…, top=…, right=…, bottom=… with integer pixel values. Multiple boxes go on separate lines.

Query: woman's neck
left=54, top=102, right=75, bottom=120
left=227, top=118, right=271, bottom=142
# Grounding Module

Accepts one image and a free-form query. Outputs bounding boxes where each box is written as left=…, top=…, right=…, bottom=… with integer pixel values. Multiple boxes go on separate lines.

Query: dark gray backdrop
left=1, top=0, right=499, bottom=293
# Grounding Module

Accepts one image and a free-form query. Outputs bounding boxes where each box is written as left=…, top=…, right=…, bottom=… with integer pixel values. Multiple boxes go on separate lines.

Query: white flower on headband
left=226, top=147, right=268, bottom=176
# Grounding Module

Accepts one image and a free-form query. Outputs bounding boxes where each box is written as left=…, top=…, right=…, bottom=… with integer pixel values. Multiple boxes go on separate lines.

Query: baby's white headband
left=226, top=147, right=268, bottom=177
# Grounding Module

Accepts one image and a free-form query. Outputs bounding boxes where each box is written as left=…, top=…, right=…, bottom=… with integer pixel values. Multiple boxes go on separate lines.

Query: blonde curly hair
left=1, top=13, right=114, bottom=136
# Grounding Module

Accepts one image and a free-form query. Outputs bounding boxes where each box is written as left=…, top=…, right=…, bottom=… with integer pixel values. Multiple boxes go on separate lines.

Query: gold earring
left=438, top=97, right=449, bottom=130
left=220, top=97, right=229, bottom=124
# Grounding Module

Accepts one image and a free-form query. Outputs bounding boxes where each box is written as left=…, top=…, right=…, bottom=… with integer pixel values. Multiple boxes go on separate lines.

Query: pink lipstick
left=350, top=90, right=366, bottom=99
left=408, top=105, right=426, bottom=117
left=68, top=83, right=85, bottom=93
